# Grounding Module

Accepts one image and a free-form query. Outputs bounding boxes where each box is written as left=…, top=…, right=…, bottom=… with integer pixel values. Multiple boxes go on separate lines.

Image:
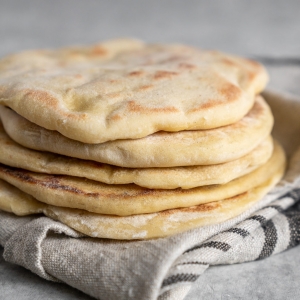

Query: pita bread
left=0, top=120, right=273, bottom=188
left=0, top=96, right=273, bottom=168
left=0, top=141, right=285, bottom=216
left=0, top=179, right=44, bottom=216
left=0, top=159, right=284, bottom=239
left=0, top=39, right=268, bottom=143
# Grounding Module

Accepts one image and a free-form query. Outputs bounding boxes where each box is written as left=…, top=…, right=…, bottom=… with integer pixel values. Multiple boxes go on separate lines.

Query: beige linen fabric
left=0, top=91, right=300, bottom=300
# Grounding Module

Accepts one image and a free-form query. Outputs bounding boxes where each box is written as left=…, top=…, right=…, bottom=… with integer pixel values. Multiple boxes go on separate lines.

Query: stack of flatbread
left=0, top=39, right=286, bottom=239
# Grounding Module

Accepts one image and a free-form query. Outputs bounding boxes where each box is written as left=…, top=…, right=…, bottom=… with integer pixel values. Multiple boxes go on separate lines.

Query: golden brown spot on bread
left=154, top=70, right=179, bottom=80
left=90, top=45, right=107, bottom=56
left=110, top=114, right=122, bottom=121
left=23, top=89, right=58, bottom=108
left=127, top=100, right=179, bottom=113
left=220, top=192, right=249, bottom=204
left=178, top=63, right=196, bottom=69
left=232, top=191, right=248, bottom=199
left=219, top=82, right=241, bottom=100
left=2, top=139, right=14, bottom=146
left=184, top=201, right=220, bottom=212
left=160, top=201, right=220, bottom=216
left=63, top=111, right=87, bottom=121
left=22, top=89, right=88, bottom=120
left=189, top=99, right=226, bottom=112
left=0, top=166, right=147, bottom=200
left=74, top=74, right=83, bottom=79
left=189, top=82, right=240, bottom=114
left=137, top=84, right=153, bottom=91
left=0, top=165, right=91, bottom=196
left=0, top=165, right=205, bottom=200
left=128, top=71, right=144, bottom=77
left=246, top=71, right=256, bottom=83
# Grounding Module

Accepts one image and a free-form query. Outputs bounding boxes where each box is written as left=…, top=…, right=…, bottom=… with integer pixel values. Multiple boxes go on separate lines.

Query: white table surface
left=1, top=1, right=300, bottom=299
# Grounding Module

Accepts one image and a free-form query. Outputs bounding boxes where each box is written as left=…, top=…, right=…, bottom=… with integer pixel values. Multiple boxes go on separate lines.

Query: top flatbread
left=0, top=39, right=268, bottom=143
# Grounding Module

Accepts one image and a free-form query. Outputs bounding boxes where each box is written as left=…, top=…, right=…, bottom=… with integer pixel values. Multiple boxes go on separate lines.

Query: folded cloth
left=1, top=90, right=300, bottom=300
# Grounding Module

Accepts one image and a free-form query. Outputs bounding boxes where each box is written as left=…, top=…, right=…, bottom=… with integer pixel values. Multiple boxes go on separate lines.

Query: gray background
left=1, top=0, right=300, bottom=299
left=1, top=0, right=300, bottom=58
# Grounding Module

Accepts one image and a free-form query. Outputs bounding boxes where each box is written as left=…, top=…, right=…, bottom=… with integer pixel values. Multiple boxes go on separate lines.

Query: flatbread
left=0, top=120, right=273, bottom=189
left=0, top=179, right=43, bottom=216
left=0, top=159, right=284, bottom=239
left=0, top=141, right=286, bottom=216
left=0, top=39, right=268, bottom=143
left=0, top=96, right=273, bottom=168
